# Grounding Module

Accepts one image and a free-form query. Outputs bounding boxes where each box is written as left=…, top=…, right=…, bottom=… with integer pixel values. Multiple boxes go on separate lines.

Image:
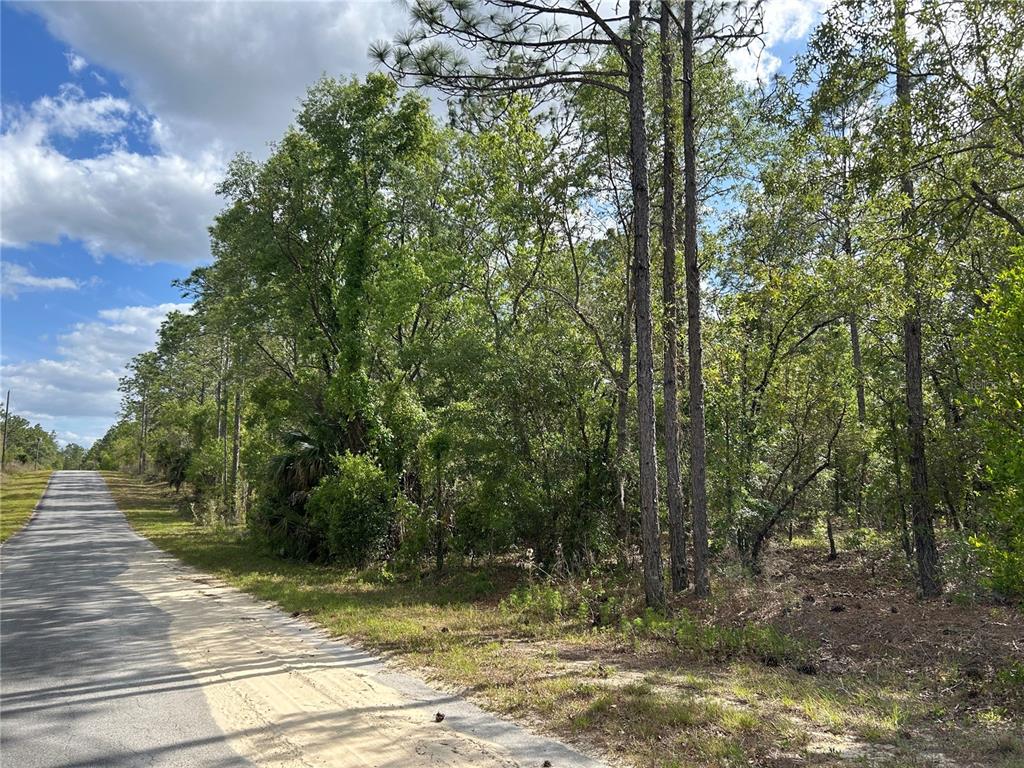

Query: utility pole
left=1, top=390, right=10, bottom=472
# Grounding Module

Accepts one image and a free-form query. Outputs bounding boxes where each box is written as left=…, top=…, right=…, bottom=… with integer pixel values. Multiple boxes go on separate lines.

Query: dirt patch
left=705, top=546, right=1022, bottom=683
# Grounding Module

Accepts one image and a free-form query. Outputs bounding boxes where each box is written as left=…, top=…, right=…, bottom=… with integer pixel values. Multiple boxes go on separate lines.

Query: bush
left=307, top=453, right=395, bottom=567
left=573, top=579, right=623, bottom=627
left=971, top=522, right=1024, bottom=600
left=499, top=579, right=624, bottom=627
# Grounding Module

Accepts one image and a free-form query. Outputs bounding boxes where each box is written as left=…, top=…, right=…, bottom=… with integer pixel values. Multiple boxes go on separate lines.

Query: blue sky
left=0, top=0, right=824, bottom=447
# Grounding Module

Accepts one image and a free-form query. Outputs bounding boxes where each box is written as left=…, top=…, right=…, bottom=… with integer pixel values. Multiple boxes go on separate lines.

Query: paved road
left=1, top=471, right=249, bottom=767
left=1, top=471, right=605, bottom=768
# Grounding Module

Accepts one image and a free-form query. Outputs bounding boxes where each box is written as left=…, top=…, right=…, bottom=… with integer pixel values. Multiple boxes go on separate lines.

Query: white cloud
left=728, top=0, right=829, bottom=84
left=58, top=303, right=191, bottom=370
left=0, top=89, right=223, bottom=264
left=65, top=50, right=88, bottom=75
left=30, top=1, right=407, bottom=159
left=4, top=3, right=411, bottom=266
left=1, top=262, right=79, bottom=298
left=15, top=83, right=136, bottom=138
left=0, top=302, right=191, bottom=444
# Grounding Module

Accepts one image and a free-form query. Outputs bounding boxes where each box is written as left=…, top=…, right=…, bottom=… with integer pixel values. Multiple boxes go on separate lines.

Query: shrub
left=500, top=583, right=567, bottom=622
left=965, top=262, right=1024, bottom=600
left=626, top=608, right=810, bottom=669
left=307, top=453, right=395, bottom=567
left=573, top=579, right=624, bottom=627
left=499, top=579, right=623, bottom=627
left=971, top=525, right=1024, bottom=600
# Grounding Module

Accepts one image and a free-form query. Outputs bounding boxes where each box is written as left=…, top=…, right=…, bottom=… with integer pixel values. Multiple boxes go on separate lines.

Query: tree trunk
left=628, top=0, right=665, bottom=611
left=661, top=0, right=688, bottom=593
left=223, top=388, right=229, bottom=504
left=614, top=282, right=634, bottom=565
left=231, top=387, right=242, bottom=521
left=895, top=0, right=942, bottom=597
left=435, top=455, right=445, bottom=574
left=138, top=391, right=148, bottom=476
left=889, top=406, right=913, bottom=560
left=828, top=469, right=840, bottom=561
left=849, top=312, right=868, bottom=529
left=0, top=390, right=10, bottom=471
left=849, top=313, right=867, bottom=424
left=683, top=0, right=710, bottom=598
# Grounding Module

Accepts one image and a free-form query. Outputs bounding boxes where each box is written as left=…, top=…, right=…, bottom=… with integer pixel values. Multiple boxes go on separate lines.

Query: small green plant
left=499, top=583, right=566, bottom=622
left=572, top=579, right=623, bottom=627
left=625, top=608, right=810, bottom=668
left=996, top=662, right=1024, bottom=688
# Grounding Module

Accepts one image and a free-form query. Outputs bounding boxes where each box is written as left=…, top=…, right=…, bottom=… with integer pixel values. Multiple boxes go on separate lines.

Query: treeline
left=0, top=408, right=86, bottom=471
left=93, top=0, right=1023, bottom=602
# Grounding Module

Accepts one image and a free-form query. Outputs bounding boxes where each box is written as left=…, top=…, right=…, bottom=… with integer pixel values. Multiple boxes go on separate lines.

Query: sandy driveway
left=1, top=471, right=605, bottom=768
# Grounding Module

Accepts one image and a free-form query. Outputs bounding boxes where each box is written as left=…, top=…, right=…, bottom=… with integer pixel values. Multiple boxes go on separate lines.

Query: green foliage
left=185, top=441, right=222, bottom=497
left=500, top=584, right=567, bottom=623
left=393, top=495, right=430, bottom=571
left=60, top=443, right=87, bottom=470
left=996, top=662, right=1024, bottom=689
left=85, top=420, right=138, bottom=471
left=627, top=610, right=810, bottom=669
left=96, top=0, right=1024, bottom=610
left=0, top=410, right=61, bottom=469
left=965, top=262, right=1024, bottom=598
left=307, top=453, right=396, bottom=568
left=499, top=580, right=623, bottom=629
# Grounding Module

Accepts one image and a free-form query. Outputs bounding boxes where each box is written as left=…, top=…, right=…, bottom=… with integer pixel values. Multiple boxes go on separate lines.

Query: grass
left=104, top=471, right=1020, bottom=768
left=0, top=469, right=52, bottom=542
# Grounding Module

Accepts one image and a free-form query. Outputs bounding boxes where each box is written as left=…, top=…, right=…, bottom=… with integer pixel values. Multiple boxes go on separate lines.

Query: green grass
left=103, top=472, right=1018, bottom=768
left=0, top=470, right=52, bottom=542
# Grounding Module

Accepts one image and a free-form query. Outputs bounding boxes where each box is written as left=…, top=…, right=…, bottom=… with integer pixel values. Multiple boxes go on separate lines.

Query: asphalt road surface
left=0, top=471, right=605, bottom=768
left=1, top=471, right=249, bottom=767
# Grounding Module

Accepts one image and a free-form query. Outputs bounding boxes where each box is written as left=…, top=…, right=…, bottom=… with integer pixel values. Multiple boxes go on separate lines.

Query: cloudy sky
left=0, top=0, right=826, bottom=447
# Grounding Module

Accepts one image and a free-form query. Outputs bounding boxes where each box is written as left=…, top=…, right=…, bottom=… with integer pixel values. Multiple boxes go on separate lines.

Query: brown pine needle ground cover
left=104, top=472, right=1023, bottom=768
left=0, top=469, right=52, bottom=543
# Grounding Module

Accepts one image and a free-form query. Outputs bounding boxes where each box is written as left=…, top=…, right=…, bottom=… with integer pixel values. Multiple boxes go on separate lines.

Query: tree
left=377, top=0, right=667, bottom=609
left=60, top=443, right=87, bottom=470
left=892, top=0, right=941, bottom=596
left=660, top=0, right=688, bottom=592
left=0, top=410, right=60, bottom=469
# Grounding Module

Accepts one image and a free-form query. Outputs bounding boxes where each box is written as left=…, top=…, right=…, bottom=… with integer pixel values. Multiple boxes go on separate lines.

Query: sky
left=0, top=0, right=826, bottom=447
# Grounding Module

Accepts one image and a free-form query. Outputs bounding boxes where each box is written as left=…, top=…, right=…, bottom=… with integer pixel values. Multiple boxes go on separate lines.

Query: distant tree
left=60, top=443, right=87, bottom=470
left=0, top=409, right=60, bottom=469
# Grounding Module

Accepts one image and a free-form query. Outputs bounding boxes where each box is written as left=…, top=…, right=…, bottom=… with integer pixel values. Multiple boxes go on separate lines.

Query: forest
left=0, top=407, right=85, bottom=471
left=88, top=0, right=1022, bottom=607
